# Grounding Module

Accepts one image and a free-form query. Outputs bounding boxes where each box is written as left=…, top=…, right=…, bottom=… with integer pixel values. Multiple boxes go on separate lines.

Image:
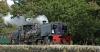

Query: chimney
left=43, top=21, right=46, bottom=24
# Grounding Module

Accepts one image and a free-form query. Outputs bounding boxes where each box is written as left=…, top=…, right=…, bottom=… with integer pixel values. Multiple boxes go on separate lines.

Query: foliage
left=85, top=0, right=100, bottom=6
left=0, top=18, right=16, bottom=33
left=0, top=1, right=16, bottom=33
left=0, top=1, right=9, bottom=16
left=10, top=0, right=100, bottom=45
left=0, top=0, right=99, bottom=45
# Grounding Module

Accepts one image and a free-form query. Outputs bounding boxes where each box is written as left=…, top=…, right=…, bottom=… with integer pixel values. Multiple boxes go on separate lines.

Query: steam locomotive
left=9, top=21, right=70, bottom=45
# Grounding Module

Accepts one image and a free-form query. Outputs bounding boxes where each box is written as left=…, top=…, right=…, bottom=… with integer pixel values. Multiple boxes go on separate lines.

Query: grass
left=0, top=45, right=100, bottom=52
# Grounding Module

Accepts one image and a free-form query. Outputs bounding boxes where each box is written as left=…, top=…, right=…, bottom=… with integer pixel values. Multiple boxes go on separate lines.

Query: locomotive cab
left=51, top=22, right=70, bottom=44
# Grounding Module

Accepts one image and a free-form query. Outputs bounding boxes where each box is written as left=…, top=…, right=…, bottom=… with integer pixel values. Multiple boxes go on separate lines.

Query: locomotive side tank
left=40, top=23, right=52, bottom=36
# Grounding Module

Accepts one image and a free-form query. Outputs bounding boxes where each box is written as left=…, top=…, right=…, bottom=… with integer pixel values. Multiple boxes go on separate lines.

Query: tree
left=85, top=0, right=100, bottom=6
left=0, top=1, right=9, bottom=16
left=0, top=1, right=16, bottom=33
left=10, top=0, right=100, bottom=45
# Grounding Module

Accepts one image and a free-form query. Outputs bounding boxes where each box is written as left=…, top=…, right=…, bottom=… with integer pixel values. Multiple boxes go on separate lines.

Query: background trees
left=0, top=1, right=15, bottom=33
left=0, top=0, right=100, bottom=45
left=0, top=1, right=9, bottom=33
left=0, top=1, right=9, bottom=16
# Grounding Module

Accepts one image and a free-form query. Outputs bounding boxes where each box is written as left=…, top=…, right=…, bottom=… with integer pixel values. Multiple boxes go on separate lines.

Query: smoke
left=2, top=13, right=49, bottom=27
left=2, top=12, right=29, bottom=26
left=6, top=0, right=14, bottom=8
left=35, top=15, right=49, bottom=24
left=26, top=15, right=49, bottom=25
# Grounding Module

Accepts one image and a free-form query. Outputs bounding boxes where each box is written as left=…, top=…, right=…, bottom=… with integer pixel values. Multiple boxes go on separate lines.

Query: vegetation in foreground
left=0, top=45, right=100, bottom=52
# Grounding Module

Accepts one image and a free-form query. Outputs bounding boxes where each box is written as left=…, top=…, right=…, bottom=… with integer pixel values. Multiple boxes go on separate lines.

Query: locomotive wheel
left=66, top=41, right=70, bottom=45
left=49, top=40, right=54, bottom=45
left=37, top=40, right=42, bottom=45
left=62, top=40, right=70, bottom=45
left=43, top=37, right=51, bottom=45
left=12, top=39, right=15, bottom=44
left=46, top=39, right=51, bottom=45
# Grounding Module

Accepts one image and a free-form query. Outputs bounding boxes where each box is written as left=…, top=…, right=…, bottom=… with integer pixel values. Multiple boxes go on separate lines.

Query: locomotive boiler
left=10, top=21, right=70, bottom=45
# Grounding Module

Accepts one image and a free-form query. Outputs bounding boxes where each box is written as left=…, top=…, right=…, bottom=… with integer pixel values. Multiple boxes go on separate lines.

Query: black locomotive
left=10, top=21, right=70, bottom=45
